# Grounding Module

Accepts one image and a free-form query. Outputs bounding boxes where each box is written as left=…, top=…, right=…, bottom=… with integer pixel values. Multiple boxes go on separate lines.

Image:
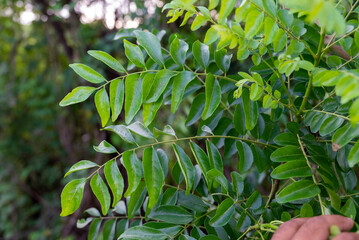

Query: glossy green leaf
left=236, top=141, right=253, bottom=173
left=276, top=180, right=320, bottom=204
left=143, top=222, right=181, bottom=237
left=333, top=124, right=359, bottom=150
left=170, top=37, right=189, bottom=67
left=119, top=226, right=167, bottom=240
left=88, top=50, right=126, bottom=73
left=186, top=93, right=205, bottom=126
left=233, top=104, right=246, bottom=135
left=65, top=160, right=99, bottom=177
left=146, top=69, right=176, bottom=103
left=191, top=15, right=207, bottom=31
left=319, top=115, right=344, bottom=136
left=348, top=140, right=359, bottom=168
left=88, top=219, right=102, bottom=240
left=242, top=88, right=258, bottom=131
left=103, top=125, right=136, bottom=144
left=202, top=73, right=221, bottom=120
left=59, top=86, right=96, bottom=107
left=127, top=181, right=147, bottom=219
left=207, top=168, right=228, bottom=192
left=123, top=151, right=142, bottom=197
left=69, top=63, right=106, bottom=84
left=143, top=148, right=164, bottom=209
left=271, top=160, right=312, bottom=179
left=171, top=71, right=196, bottom=113
left=125, top=74, right=142, bottom=124
left=127, top=121, right=155, bottom=139
left=218, top=0, right=236, bottom=25
left=206, top=140, right=223, bottom=173
left=173, top=144, right=196, bottom=195
left=270, top=146, right=305, bottom=162
left=110, top=78, right=124, bottom=122
left=124, top=40, right=146, bottom=68
left=60, top=178, right=86, bottom=216
left=231, top=172, right=244, bottom=198
left=153, top=125, right=177, bottom=139
left=143, top=96, right=164, bottom=127
left=209, top=198, right=235, bottom=227
left=102, top=219, right=116, bottom=240
left=104, top=159, right=124, bottom=207
left=134, top=30, right=164, bottom=66
left=190, top=142, right=210, bottom=183
left=95, top=87, right=110, bottom=127
left=90, top=174, right=111, bottom=215
left=149, top=205, right=194, bottom=224
left=93, top=140, right=117, bottom=154
left=215, top=49, right=232, bottom=73
left=192, top=41, right=209, bottom=69
left=245, top=11, right=264, bottom=39
left=274, top=132, right=299, bottom=146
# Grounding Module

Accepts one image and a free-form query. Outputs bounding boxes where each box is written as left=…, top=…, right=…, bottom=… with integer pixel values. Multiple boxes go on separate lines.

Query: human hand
left=271, top=215, right=358, bottom=240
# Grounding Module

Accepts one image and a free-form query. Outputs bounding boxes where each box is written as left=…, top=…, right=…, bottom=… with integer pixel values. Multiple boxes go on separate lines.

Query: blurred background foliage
left=0, top=0, right=211, bottom=238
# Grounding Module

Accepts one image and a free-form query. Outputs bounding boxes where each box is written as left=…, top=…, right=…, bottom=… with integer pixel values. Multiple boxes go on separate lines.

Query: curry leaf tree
left=59, top=0, right=359, bottom=239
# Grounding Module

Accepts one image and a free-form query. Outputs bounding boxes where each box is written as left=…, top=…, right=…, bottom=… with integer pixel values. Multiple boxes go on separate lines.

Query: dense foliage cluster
left=59, top=0, right=359, bottom=239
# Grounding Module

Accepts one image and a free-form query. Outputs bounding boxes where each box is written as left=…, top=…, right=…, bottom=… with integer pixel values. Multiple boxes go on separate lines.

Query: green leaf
left=177, top=191, right=208, bottom=213
left=276, top=180, right=320, bottom=204
left=192, top=41, right=209, bottom=69
left=153, top=125, right=177, bottom=138
left=236, top=141, right=253, bottom=173
left=171, top=71, right=196, bottom=113
left=143, top=222, right=181, bottom=237
left=270, top=146, right=305, bottom=162
left=209, top=198, right=235, bottom=227
left=88, top=50, right=126, bottom=73
left=242, top=88, right=258, bottom=131
left=250, top=83, right=264, bottom=101
left=277, top=9, right=293, bottom=27
left=245, top=11, right=264, bottom=39
left=333, top=124, right=359, bottom=150
left=124, top=40, right=146, bottom=68
left=127, top=181, right=147, bottom=219
left=173, top=144, right=196, bottom=195
left=119, top=226, right=167, bottom=240
left=59, top=86, right=96, bottom=107
left=110, top=78, right=124, bottom=122
left=104, top=159, right=124, bottom=207
left=264, top=18, right=279, bottom=45
left=102, top=219, right=117, bottom=240
left=190, top=142, right=211, bottom=184
left=103, top=125, right=136, bottom=144
left=88, top=219, right=102, bottom=240
left=215, top=49, right=232, bottom=73
left=348, top=140, right=359, bottom=168
left=146, top=69, right=176, bottom=103
left=202, top=73, right=221, bottom=120
left=206, top=140, right=224, bottom=173
left=90, top=174, right=111, bottom=215
left=246, top=191, right=262, bottom=210
left=143, top=148, right=164, bottom=209
left=93, top=140, right=117, bottom=154
left=186, top=93, right=205, bottom=126
left=319, top=116, right=344, bottom=136
left=143, top=97, right=164, bottom=127
left=218, top=0, right=236, bottom=25
left=207, top=169, right=228, bottom=192
left=123, top=151, right=142, bottom=197
left=69, top=63, right=106, bottom=84
left=300, top=203, right=313, bottom=218
left=271, top=160, right=312, bottom=179
left=204, top=27, right=220, bottom=45
left=95, top=88, right=110, bottom=127
left=149, top=205, right=194, bottom=224
left=191, top=15, right=207, bottom=31
left=263, top=0, right=277, bottom=17
left=274, top=132, right=299, bottom=146
left=231, top=172, right=244, bottom=198
left=127, top=121, right=155, bottom=139
left=233, top=104, right=246, bottom=135
left=125, top=74, right=142, bottom=124
left=170, top=37, right=189, bottom=67
left=134, top=30, right=164, bottom=66
left=60, top=178, right=86, bottom=216
left=65, top=160, right=99, bottom=177
left=341, top=199, right=356, bottom=219
left=209, top=0, right=219, bottom=10
left=350, top=98, right=359, bottom=124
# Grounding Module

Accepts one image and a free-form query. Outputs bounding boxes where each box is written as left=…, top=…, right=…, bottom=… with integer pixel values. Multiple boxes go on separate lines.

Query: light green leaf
left=171, top=71, right=196, bottom=113
left=104, top=159, right=124, bottom=207
left=209, top=198, right=235, bottom=227
left=93, top=140, right=117, bottom=154
left=191, top=15, right=207, bottom=31
left=202, top=73, right=221, bottom=120
left=192, top=41, right=209, bottom=69
left=348, top=140, right=359, bottom=168
left=350, top=98, right=359, bottom=124
left=209, top=0, right=219, bottom=10
left=110, top=78, right=124, bottom=122
left=119, top=226, right=167, bottom=240
left=300, top=203, right=313, bottom=217
left=271, top=160, right=312, bottom=179
left=270, top=146, right=305, bottom=162
left=242, top=88, right=258, bottom=131
left=170, top=37, right=189, bottom=67
left=60, top=178, right=86, bottom=216
left=245, top=11, right=264, bottom=39
left=218, top=0, right=236, bottom=25
left=125, top=74, right=142, bottom=124
left=276, top=180, right=320, bottom=204
left=123, top=151, right=143, bottom=197
left=204, top=27, right=220, bottom=45
left=95, top=87, right=110, bottom=127
left=173, top=144, right=196, bottom=195
left=143, top=148, right=164, bottom=209
left=65, top=160, right=99, bottom=177
left=128, top=121, right=155, bottom=139
left=143, top=96, right=163, bottom=127
left=127, top=181, right=147, bottom=219
left=146, top=69, right=176, bottom=103
left=69, top=63, right=106, bottom=84
left=264, top=18, right=279, bottom=45
left=134, top=30, right=164, bottom=66
left=149, top=205, right=194, bottom=224
left=90, top=174, right=111, bottom=215
left=332, top=124, right=359, bottom=150
left=59, top=86, right=96, bottom=107
left=88, top=50, right=126, bottom=73
left=263, top=0, right=277, bottom=17
left=124, top=40, right=146, bottom=68
left=103, top=125, right=136, bottom=144
left=341, top=199, right=356, bottom=219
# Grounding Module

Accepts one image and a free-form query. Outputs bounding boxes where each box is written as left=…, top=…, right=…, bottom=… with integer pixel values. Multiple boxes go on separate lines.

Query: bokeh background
left=0, top=0, right=206, bottom=239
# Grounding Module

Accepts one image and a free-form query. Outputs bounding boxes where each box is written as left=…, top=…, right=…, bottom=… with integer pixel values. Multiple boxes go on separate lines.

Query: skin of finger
left=292, top=215, right=354, bottom=240
left=271, top=218, right=308, bottom=240
left=332, top=233, right=359, bottom=240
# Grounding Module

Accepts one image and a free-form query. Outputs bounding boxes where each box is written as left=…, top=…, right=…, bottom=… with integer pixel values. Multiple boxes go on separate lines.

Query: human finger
left=332, top=232, right=359, bottom=240
left=271, top=218, right=308, bottom=240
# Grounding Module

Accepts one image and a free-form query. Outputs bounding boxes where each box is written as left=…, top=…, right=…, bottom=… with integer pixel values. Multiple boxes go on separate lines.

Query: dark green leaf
left=190, top=142, right=211, bottom=184
left=349, top=141, right=359, bottom=168
left=233, top=104, right=246, bottom=135
left=271, top=160, right=312, bottom=179
left=236, top=141, right=253, bottom=173
left=119, top=226, right=167, bottom=240
left=171, top=71, right=196, bottom=113
left=186, top=93, right=205, bottom=126
left=173, top=144, right=196, bottom=195
left=332, top=124, right=359, bottom=150
left=88, top=219, right=102, bottom=240
left=206, top=140, right=223, bottom=173
left=202, top=73, right=221, bottom=120
left=270, top=146, right=305, bottom=162
left=276, top=180, right=320, bottom=204
left=231, top=172, right=244, bottom=198
left=192, top=41, right=210, bottom=69
left=134, top=30, right=164, bottom=66
left=125, top=74, right=142, bottom=124
left=246, top=191, right=262, bottom=210
left=207, top=169, right=228, bottom=192
left=146, top=69, right=176, bottom=103
left=274, top=132, right=299, bottom=146
left=242, top=88, right=258, bottom=131
left=170, top=37, right=189, bottom=67
left=319, top=115, right=344, bottom=136
left=103, top=219, right=116, bottom=240
left=123, top=151, right=142, bottom=197
left=127, top=181, right=147, bottom=219
left=124, top=40, right=146, bottom=68
left=341, top=199, right=356, bottom=219
left=178, top=191, right=208, bottom=213
left=149, top=205, right=194, bottom=224
left=209, top=198, right=235, bottom=227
